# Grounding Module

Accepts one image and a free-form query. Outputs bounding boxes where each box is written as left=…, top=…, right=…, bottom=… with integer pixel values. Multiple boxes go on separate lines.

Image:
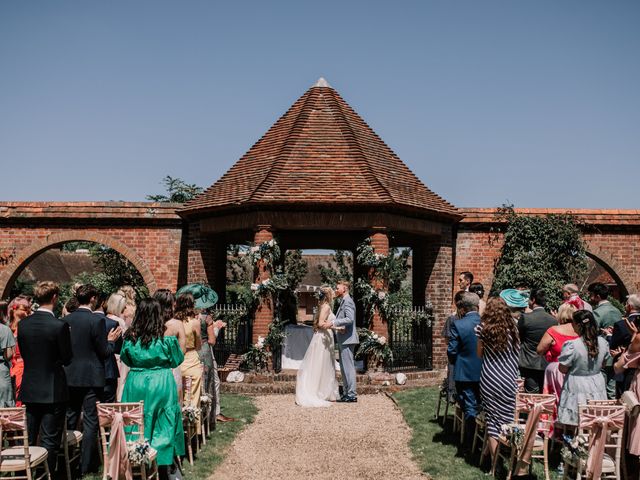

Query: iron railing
left=385, top=305, right=434, bottom=372
left=210, top=304, right=251, bottom=368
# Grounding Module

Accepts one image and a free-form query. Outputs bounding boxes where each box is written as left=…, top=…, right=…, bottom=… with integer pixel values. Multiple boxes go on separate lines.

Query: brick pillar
left=369, top=227, right=389, bottom=337
left=253, top=225, right=274, bottom=343
left=424, top=226, right=454, bottom=369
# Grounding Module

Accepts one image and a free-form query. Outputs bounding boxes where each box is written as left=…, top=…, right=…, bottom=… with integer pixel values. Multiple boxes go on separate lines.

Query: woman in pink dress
left=7, top=297, right=31, bottom=406
left=537, top=303, right=578, bottom=408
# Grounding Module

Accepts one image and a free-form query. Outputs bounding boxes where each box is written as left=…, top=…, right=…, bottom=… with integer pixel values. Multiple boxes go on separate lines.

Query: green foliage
left=146, top=176, right=203, bottom=203
left=318, top=250, right=353, bottom=287
left=491, top=206, right=589, bottom=310
left=9, top=278, right=35, bottom=299
left=60, top=241, right=94, bottom=252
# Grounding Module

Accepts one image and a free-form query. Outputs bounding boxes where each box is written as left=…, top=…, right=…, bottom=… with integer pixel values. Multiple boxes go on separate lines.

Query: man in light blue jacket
left=331, top=280, right=359, bottom=402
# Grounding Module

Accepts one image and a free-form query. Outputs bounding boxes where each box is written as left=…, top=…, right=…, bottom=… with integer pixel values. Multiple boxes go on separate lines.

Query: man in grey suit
left=330, top=280, right=359, bottom=402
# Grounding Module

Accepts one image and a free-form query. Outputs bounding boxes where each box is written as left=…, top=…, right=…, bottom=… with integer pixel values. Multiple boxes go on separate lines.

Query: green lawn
left=83, top=393, right=257, bottom=480
left=393, top=387, right=559, bottom=480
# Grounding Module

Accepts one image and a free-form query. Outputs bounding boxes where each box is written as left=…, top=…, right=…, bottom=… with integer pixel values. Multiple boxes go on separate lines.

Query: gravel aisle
left=212, top=394, right=426, bottom=479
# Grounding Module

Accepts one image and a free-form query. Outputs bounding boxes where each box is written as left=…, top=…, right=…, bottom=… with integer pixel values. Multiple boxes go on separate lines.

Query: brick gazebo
left=179, top=78, right=461, bottom=366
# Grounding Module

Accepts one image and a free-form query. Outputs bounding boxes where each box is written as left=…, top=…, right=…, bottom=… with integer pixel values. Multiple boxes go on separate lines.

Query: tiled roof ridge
left=249, top=88, right=316, bottom=201
left=333, top=89, right=457, bottom=213
left=326, top=88, right=393, bottom=202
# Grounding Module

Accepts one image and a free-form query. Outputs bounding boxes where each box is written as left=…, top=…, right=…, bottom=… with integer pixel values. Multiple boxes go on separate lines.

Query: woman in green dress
left=120, top=298, right=185, bottom=477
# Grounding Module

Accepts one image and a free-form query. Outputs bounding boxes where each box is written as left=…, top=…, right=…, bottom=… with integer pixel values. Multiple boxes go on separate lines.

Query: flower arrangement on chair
left=127, top=440, right=153, bottom=467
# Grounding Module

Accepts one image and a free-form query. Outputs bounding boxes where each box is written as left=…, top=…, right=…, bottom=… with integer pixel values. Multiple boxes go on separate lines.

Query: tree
left=278, top=250, right=309, bottom=323
left=146, top=176, right=203, bottom=203
left=491, top=206, right=589, bottom=309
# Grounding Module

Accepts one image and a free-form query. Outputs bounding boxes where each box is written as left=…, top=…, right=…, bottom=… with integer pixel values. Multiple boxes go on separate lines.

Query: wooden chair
left=57, top=422, right=82, bottom=480
left=96, top=402, right=158, bottom=480
left=563, top=403, right=625, bottom=480
left=0, top=406, right=50, bottom=480
left=200, top=394, right=213, bottom=444
left=472, top=411, right=489, bottom=462
left=452, top=402, right=465, bottom=444
left=435, top=377, right=451, bottom=423
left=182, top=376, right=198, bottom=466
left=492, top=393, right=555, bottom=480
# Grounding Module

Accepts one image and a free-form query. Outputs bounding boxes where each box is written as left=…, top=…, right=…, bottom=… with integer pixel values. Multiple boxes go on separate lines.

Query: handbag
left=621, top=390, right=640, bottom=417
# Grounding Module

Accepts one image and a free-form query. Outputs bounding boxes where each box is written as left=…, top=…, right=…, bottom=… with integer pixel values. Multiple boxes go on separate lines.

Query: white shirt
left=37, top=307, right=55, bottom=316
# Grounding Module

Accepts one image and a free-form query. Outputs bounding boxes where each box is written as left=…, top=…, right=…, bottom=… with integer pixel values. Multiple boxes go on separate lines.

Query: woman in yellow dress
left=174, top=292, right=203, bottom=433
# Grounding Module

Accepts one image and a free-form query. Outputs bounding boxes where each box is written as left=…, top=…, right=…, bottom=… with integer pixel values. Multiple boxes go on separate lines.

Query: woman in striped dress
left=476, top=297, right=520, bottom=464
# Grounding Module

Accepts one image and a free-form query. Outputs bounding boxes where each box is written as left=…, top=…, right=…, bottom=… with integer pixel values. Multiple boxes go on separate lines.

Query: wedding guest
left=18, top=281, right=72, bottom=476
left=561, top=283, right=592, bottom=312
left=447, top=292, right=482, bottom=445
left=120, top=298, right=185, bottom=480
left=175, top=293, right=203, bottom=433
left=443, top=291, right=466, bottom=403
left=200, top=312, right=234, bottom=423
left=65, top=284, right=122, bottom=475
left=0, top=301, right=7, bottom=327
left=537, top=303, right=578, bottom=408
left=62, top=296, right=79, bottom=316
left=610, top=294, right=639, bottom=396
left=557, top=310, right=610, bottom=427
left=117, top=285, right=137, bottom=327
left=469, top=283, right=486, bottom=316
left=7, top=296, right=31, bottom=405
left=106, top=293, right=129, bottom=401
left=476, top=297, right=519, bottom=464
left=93, top=292, right=123, bottom=403
left=458, top=271, right=474, bottom=292
left=154, top=289, right=186, bottom=401
left=500, top=289, right=529, bottom=322
left=613, top=302, right=640, bottom=461
left=0, top=308, right=15, bottom=407
left=517, top=289, right=557, bottom=393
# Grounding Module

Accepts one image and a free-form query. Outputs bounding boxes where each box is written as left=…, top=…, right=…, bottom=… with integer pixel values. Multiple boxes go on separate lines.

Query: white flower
left=379, top=336, right=387, bottom=345
left=372, top=333, right=379, bottom=340
left=250, top=246, right=259, bottom=253
left=377, top=291, right=386, bottom=299
left=268, top=239, right=275, bottom=247
left=256, top=336, right=265, bottom=349
left=251, top=283, right=259, bottom=291
left=263, top=278, right=271, bottom=285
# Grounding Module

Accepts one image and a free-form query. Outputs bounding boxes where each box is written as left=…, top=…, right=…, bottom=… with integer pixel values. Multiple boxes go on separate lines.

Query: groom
left=330, top=279, right=358, bottom=403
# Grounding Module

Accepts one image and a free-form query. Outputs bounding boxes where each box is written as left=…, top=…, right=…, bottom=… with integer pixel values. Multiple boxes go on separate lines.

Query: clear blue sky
left=1, top=1, right=638, bottom=208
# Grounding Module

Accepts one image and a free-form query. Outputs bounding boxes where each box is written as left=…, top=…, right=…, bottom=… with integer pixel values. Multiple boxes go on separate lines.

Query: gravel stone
left=212, top=394, right=427, bottom=479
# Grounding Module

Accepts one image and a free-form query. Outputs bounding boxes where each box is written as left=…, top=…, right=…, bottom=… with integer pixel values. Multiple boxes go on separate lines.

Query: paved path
left=213, top=394, right=426, bottom=480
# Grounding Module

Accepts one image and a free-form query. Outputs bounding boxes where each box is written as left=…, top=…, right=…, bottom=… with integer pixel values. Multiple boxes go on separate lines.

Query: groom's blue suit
left=334, top=294, right=358, bottom=399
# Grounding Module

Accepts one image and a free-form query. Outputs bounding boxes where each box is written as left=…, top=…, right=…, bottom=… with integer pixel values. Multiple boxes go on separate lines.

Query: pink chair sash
left=516, top=396, right=556, bottom=466
left=0, top=410, right=26, bottom=446
left=579, top=408, right=625, bottom=480
left=97, top=405, right=144, bottom=480
left=624, top=351, right=640, bottom=369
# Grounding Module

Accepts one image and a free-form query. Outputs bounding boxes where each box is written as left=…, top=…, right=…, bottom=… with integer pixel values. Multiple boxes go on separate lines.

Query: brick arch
left=584, top=245, right=632, bottom=298
left=0, top=231, right=158, bottom=298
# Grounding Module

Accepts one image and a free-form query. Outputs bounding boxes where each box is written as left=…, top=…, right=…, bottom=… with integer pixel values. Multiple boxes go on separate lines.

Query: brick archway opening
left=585, top=251, right=630, bottom=300
left=0, top=231, right=157, bottom=298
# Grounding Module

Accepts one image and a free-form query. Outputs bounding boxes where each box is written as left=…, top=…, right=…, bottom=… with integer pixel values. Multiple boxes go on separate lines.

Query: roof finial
left=313, top=77, right=331, bottom=88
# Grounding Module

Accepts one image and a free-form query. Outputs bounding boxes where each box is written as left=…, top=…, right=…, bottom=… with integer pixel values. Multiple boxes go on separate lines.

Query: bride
left=295, top=286, right=339, bottom=407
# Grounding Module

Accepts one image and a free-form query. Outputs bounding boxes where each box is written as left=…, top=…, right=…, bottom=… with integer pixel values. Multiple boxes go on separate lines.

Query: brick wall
left=0, top=226, right=182, bottom=296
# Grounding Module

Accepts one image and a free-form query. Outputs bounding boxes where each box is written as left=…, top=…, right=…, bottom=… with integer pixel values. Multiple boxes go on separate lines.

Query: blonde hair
left=556, top=303, right=577, bottom=325
left=106, top=293, right=127, bottom=317
left=313, top=286, right=335, bottom=331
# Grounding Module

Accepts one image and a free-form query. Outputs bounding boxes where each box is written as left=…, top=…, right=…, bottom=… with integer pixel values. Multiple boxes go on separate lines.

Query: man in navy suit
left=447, top=291, right=482, bottom=444
left=19, top=281, right=72, bottom=477
left=64, top=284, right=121, bottom=475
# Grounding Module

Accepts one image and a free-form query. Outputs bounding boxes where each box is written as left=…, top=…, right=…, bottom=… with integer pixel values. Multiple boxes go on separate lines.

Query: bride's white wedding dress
left=295, top=313, right=339, bottom=407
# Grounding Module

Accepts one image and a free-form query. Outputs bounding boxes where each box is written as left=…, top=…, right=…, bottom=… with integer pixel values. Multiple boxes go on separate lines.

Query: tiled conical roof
left=181, top=79, right=459, bottom=219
